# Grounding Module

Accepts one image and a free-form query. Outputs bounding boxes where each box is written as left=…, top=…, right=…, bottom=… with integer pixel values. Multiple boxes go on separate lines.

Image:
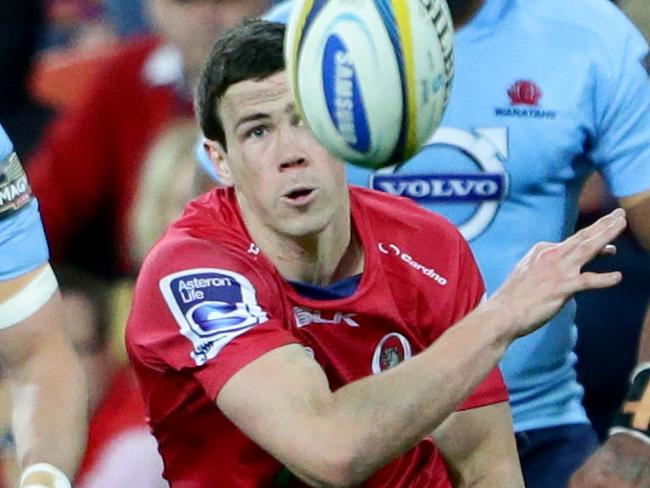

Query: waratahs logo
left=496, top=79, right=555, bottom=119
left=508, top=80, right=542, bottom=106
left=322, top=34, right=371, bottom=153
left=160, top=268, right=268, bottom=365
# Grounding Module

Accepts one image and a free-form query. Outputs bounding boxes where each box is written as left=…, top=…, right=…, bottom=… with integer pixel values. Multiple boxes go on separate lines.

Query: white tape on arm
left=608, top=362, right=650, bottom=445
left=20, top=463, right=71, bottom=488
left=0, top=265, right=58, bottom=329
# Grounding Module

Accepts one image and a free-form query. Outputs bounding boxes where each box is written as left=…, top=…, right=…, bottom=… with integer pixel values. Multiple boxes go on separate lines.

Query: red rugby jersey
left=126, top=186, right=507, bottom=487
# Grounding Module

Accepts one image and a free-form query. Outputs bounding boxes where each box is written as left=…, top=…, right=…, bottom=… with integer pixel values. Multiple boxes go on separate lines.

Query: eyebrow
left=233, top=103, right=298, bottom=131
left=234, top=113, right=269, bottom=131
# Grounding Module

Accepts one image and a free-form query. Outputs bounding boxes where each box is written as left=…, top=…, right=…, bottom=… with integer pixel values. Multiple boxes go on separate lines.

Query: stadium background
left=0, top=0, right=647, bottom=486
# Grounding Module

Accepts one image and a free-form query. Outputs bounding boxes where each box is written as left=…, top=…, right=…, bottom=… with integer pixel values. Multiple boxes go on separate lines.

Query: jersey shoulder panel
left=352, top=186, right=484, bottom=330
left=351, top=185, right=466, bottom=251
left=126, top=189, right=297, bottom=397
left=515, top=0, right=649, bottom=195
left=517, top=0, right=645, bottom=53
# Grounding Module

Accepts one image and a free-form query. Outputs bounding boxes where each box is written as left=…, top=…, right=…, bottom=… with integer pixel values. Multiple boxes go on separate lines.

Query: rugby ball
left=285, top=0, right=454, bottom=169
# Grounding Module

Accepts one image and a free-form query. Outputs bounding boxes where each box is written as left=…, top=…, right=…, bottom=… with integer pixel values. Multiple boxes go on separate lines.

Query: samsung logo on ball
left=371, top=173, right=508, bottom=202
left=322, top=34, right=371, bottom=153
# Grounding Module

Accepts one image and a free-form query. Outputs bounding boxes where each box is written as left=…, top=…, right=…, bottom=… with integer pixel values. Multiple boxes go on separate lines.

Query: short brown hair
left=195, top=19, right=286, bottom=148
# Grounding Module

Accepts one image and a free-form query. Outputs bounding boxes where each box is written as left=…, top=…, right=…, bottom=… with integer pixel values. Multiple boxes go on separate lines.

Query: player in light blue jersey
left=267, top=0, right=650, bottom=486
left=0, top=124, right=86, bottom=488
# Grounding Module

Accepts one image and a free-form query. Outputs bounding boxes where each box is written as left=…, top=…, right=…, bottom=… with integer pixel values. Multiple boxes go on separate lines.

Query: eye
left=244, top=125, right=268, bottom=139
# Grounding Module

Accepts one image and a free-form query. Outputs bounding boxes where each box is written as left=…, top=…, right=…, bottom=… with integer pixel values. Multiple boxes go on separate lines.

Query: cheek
left=233, top=154, right=273, bottom=201
left=315, top=149, right=346, bottom=184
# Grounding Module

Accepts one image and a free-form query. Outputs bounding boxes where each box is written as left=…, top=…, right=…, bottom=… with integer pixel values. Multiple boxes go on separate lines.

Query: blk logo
left=294, top=307, right=360, bottom=328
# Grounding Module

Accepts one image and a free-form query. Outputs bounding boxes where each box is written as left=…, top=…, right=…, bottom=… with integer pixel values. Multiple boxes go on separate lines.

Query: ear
left=203, top=139, right=234, bottom=187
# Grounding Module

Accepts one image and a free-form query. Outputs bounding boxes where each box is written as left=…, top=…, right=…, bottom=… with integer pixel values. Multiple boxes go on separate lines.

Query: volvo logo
left=370, top=127, right=510, bottom=240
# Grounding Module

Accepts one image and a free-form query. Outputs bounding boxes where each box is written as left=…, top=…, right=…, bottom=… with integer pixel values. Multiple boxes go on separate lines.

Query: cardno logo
left=377, top=243, right=448, bottom=286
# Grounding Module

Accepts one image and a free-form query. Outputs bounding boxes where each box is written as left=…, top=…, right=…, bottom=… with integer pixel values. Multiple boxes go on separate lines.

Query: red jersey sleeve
left=443, top=232, right=508, bottom=411
left=126, top=235, right=301, bottom=400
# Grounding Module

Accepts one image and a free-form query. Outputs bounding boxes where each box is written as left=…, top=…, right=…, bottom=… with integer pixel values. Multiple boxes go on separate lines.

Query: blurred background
left=0, top=0, right=647, bottom=486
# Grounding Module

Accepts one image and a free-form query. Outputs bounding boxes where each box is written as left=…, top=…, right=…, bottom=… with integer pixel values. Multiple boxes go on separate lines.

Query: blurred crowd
left=0, top=0, right=647, bottom=486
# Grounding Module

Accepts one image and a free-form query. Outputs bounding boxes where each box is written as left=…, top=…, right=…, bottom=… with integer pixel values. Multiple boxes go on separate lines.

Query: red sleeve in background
left=27, top=37, right=179, bottom=272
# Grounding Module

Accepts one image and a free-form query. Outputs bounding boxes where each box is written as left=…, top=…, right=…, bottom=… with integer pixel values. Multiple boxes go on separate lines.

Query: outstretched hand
left=490, top=208, right=627, bottom=339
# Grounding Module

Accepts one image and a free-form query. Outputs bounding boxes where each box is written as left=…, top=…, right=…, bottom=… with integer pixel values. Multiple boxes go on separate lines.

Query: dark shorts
left=516, top=423, right=599, bottom=488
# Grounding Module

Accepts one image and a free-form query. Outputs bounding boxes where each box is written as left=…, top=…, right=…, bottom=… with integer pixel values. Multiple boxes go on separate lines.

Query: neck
left=450, top=0, right=485, bottom=28
left=237, top=194, right=363, bottom=287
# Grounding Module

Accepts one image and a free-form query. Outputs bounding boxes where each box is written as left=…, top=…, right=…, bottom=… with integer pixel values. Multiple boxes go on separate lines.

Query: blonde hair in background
left=620, top=0, right=650, bottom=41
left=116, top=120, right=213, bottom=362
left=129, top=120, right=213, bottom=267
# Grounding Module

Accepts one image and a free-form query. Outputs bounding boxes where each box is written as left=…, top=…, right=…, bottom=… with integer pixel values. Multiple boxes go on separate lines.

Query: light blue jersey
left=268, top=0, right=650, bottom=431
left=0, top=124, right=49, bottom=281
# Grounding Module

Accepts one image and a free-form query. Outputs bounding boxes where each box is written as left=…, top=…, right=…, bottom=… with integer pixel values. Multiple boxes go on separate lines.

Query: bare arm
left=571, top=191, right=650, bottom=488
left=623, top=190, right=650, bottom=364
left=217, top=210, right=626, bottom=487
left=0, top=266, right=87, bottom=486
left=431, top=402, right=524, bottom=487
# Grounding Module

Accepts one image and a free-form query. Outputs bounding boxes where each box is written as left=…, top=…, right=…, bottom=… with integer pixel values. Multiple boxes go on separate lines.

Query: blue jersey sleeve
left=590, top=15, right=650, bottom=197
left=264, top=0, right=292, bottom=22
left=0, top=125, right=49, bottom=281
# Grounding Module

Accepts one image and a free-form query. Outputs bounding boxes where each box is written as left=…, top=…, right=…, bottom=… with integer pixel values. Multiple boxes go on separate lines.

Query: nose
left=276, top=124, right=309, bottom=172
left=279, top=157, right=307, bottom=171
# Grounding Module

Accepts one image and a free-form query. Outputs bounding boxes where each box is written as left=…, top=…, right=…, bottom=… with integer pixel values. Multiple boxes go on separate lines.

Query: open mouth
left=285, top=188, right=313, bottom=199
left=283, top=187, right=316, bottom=205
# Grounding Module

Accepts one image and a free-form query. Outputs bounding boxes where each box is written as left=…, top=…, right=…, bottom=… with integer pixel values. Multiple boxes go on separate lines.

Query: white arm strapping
left=20, top=463, right=71, bottom=488
left=0, top=265, right=58, bottom=330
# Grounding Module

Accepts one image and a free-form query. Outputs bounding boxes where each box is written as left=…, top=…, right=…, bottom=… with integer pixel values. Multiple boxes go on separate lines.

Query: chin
left=278, top=212, right=332, bottom=238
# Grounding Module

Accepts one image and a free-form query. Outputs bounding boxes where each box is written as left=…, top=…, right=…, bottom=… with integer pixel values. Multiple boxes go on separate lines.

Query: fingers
left=565, top=208, right=625, bottom=246
left=574, top=271, right=623, bottom=293
left=600, top=244, right=617, bottom=256
left=566, top=208, right=626, bottom=263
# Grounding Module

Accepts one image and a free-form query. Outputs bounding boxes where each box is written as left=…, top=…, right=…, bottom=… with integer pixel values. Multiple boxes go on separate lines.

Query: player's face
left=211, top=71, right=349, bottom=239
left=146, top=0, right=270, bottom=83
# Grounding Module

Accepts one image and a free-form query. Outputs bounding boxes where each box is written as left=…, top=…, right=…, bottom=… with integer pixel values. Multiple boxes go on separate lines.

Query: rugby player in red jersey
left=126, top=20, right=627, bottom=487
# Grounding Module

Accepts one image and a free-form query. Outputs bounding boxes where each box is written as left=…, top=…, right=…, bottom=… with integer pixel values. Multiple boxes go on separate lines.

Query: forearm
left=432, top=404, right=524, bottom=488
left=571, top=195, right=650, bottom=487
left=451, top=467, right=523, bottom=488
left=8, top=344, right=87, bottom=478
left=0, top=293, right=88, bottom=480
left=221, top=210, right=626, bottom=487
left=620, top=192, right=650, bottom=363
left=309, top=306, right=512, bottom=484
